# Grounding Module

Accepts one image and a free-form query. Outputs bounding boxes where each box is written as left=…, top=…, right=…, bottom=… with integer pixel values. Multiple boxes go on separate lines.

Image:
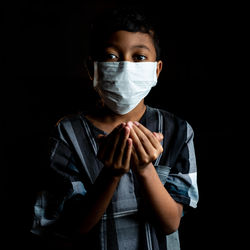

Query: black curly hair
left=88, top=6, right=161, bottom=61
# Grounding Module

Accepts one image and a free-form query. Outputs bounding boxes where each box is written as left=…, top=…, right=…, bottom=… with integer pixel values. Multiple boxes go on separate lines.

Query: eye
left=133, top=54, right=147, bottom=61
left=104, top=53, right=119, bottom=61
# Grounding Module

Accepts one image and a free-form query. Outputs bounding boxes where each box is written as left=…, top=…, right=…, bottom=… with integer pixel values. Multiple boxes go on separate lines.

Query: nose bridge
left=119, top=50, right=133, bottom=62
left=123, top=55, right=132, bottom=62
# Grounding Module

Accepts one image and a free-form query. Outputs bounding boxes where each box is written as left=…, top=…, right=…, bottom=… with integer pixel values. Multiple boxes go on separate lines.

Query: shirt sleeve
left=156, top=121, right=199, bottom=210
left=31, top=129, right=87, bottom=239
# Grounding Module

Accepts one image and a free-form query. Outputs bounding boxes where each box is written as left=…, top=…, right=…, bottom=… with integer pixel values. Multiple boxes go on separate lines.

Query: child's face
left=101, top=30, right=162, bottom=77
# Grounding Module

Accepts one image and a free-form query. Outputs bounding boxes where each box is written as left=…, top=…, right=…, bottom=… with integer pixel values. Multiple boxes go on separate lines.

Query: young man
left=30, top=7, right=199, bottom=250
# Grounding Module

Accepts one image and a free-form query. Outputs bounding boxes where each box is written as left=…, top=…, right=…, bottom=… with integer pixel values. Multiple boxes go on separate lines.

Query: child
left=31, top=6, right=199, bottom=250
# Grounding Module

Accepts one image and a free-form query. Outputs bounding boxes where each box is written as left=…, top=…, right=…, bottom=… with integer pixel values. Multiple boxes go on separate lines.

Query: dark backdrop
left=3, top=1, right=237, bottom=249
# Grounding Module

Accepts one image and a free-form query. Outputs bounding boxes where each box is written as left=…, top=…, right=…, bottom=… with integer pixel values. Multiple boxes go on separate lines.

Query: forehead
left=105, top=30, right=156, bottom=52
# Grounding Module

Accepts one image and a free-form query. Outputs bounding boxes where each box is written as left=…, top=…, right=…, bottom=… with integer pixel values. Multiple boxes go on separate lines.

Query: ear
left=156, top=60, right=163, bottom=78
left=85, top=56, right=94, bottom=80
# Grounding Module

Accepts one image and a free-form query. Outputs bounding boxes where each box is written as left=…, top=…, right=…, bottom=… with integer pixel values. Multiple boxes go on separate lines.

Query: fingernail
left=133, top=121, right=139, bottom=126
left=124, top=126, right=130, bottom=134
left=127, top=121, right=133, bottom=128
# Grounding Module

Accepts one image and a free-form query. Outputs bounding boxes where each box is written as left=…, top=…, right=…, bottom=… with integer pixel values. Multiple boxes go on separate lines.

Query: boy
left=31, top=7, right=198, bottom=250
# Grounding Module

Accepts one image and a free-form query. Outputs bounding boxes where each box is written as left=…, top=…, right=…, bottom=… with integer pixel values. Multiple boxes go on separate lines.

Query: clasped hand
left=97, top=121, right=163, bottom=177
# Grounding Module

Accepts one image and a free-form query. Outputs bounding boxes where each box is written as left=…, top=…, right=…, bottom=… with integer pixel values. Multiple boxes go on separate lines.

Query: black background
left=3, top=0, right=239, bottom=249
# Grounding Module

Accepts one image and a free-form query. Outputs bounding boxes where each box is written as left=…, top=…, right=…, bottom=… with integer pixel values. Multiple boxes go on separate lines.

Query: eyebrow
left=104, top=44, right=151, bottom=51
left=131, top=45, right=151, bottom=51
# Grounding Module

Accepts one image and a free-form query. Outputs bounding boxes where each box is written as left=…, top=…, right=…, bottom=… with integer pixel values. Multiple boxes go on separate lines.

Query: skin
left=77, top=30, right=183, bottom=235
left=86, top=30, right=162, bottom=133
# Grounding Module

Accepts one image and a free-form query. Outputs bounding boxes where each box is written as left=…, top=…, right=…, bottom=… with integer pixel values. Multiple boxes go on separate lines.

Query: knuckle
left=159, top=146, right=163, bottom=153
left=141, top=156, right=150, bottom=165
left=151, top=152, right=158, bottom=161
left=148, top=149, right=160, bottom=161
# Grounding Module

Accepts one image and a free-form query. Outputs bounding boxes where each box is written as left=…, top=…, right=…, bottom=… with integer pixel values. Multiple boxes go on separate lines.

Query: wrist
left=135, top=163, right=155, bottom=179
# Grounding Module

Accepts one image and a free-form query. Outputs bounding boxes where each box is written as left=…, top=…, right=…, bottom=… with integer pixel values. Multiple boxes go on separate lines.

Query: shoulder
left=56, top=112, right=83, bottom=127
left=154, top=107, right=193, bottom=131
left=52, top=112, right=86, bottom=142
left=147, top=106, right=195, bottom=145
left=54, top=112, right=88, bottom=134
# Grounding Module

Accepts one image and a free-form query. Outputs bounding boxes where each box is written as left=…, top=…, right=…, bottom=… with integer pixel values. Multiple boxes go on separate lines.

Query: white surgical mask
left=93, top=61, right=158, bottom=115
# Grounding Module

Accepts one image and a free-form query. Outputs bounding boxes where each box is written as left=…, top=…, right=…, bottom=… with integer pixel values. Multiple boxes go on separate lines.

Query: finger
left=128, top=122, right=149, bottom=158
left=107, top=122, right=126, bottom=138
left=130, top=122, right=156, bottom=155
left=130, top=144, right=139, bottom=168
left=114, top=126, right=130, bottom=165
left=123, top=138, right=132, bottom=170
left=104, top=124, right=125, bottom=164
left=98, top=123, right=124, bottom=161
left=153, top=132, right=164, bottom=142
left=133, top=121, right=163, bottom=149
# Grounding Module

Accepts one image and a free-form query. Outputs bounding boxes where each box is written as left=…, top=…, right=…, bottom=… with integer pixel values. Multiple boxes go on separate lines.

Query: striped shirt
left=31, top=106, right=199, bottom=249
